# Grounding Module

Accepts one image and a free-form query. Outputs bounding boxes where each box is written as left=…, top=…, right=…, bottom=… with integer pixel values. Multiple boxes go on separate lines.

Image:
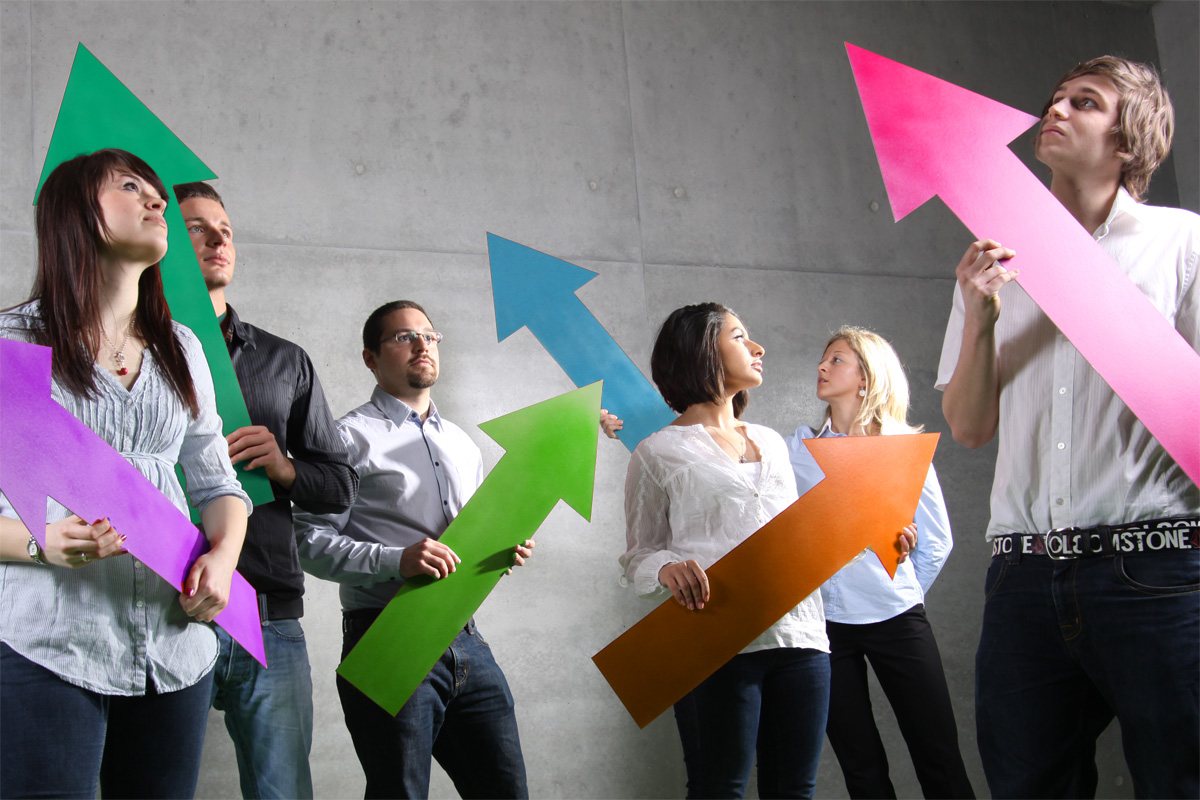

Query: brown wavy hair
left=1040, top=56, right=1174, bottom=202
left=30, top=149, right=198, bottom=415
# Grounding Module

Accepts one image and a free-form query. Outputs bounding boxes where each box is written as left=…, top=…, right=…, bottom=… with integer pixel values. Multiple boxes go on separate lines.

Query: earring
left=858, top=388, right=866, bottom=397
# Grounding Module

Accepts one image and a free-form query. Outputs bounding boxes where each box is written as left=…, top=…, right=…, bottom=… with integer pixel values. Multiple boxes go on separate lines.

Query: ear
left=362, top=348, right=376, bottom=372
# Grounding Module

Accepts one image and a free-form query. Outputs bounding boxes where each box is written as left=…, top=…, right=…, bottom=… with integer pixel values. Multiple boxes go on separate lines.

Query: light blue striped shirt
left=0, top=302, right=252, bottom=695
left=293, top=386, right=483, bottom=612
left=786, top=423, right=953, bottom=625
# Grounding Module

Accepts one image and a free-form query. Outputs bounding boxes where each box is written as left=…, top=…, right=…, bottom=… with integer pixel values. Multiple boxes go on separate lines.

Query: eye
left=122, top=179, right=140, bottom=191
left=1075, top=97, right=1097, bottom=109
left=188, top=224, right=204, bottom=234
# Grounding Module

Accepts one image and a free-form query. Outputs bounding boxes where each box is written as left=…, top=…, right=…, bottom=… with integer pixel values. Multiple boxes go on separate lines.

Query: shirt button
left=434, top=462, right=440, bottom=467
left=1058, top=387, right=1066, bottom=395
left=1055, top=498, right=1064, bottom=506
left=136, top=645, right=146, bottom=655
left=133, top=560, right=143, bottom=569
left=1057, top=442, right=1065, bottom=450
left=136, top=600, right=145, bottom=608
left=753, top=492, right=760, bottom=498
left=443, top=500, right=448, bottom=505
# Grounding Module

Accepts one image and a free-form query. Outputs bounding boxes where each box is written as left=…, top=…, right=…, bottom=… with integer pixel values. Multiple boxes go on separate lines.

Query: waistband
left=991, top=516, right=1200, bottom=560
left=258, top=594, right=304, bottom=625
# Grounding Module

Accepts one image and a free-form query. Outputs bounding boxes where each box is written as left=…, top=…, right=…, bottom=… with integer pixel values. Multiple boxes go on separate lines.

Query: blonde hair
left=1042, top=56, right=1174, bottom=202
left=822, top=326, right=922, bottom=436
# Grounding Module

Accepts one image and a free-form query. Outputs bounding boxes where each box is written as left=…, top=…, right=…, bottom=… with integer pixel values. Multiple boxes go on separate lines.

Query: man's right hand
left=399, top=538, right=461, bottom=579
left=658, top=559, right=710, bottom=610
left=956, top=239, right=1018, bottom=329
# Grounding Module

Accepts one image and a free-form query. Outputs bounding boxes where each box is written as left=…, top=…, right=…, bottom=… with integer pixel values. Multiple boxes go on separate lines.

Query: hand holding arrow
left=0, top=338, right=265, bottom=665
left=846, top=43, right=1199, bottom=484
left=592, top=433, right=938, bottom=728
left=488, top=234, right=677, bottom=451
left=336, top=382, right=602, bottom=714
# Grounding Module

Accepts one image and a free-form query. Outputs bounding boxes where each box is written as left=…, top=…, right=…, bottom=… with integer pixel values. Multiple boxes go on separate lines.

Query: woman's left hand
left=179, top=549, right=238, bottom=622
left=896, top=524, right=917, bottom=564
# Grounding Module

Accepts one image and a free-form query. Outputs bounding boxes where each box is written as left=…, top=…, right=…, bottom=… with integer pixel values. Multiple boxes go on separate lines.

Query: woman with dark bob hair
left=0, top=149, right=250, bottom=798
left=621, top=302, right=855, bottom=799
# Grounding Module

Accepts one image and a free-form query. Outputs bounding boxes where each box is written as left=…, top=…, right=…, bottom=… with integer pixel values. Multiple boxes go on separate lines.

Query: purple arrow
left=0, top=338, right=265, bottom=665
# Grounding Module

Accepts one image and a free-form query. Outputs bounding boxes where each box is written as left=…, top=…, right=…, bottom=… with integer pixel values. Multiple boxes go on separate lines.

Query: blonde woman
left=785, top=327, right=973, bottom=799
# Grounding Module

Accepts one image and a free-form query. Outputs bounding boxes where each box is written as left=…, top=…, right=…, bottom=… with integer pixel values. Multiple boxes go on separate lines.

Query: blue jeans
left=977, top=549, right=1199, bottom=798
left=673, top=647, right=830, bottom=799
left=337, top=619, right=528, bottom=799
left=0, top=642, right=213, bottom=799
left=211, top=620, right=314, bottom=799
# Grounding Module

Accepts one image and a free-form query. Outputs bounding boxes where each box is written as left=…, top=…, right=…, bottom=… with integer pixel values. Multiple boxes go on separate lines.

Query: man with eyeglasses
left=294, top=300, right=533, bottom=799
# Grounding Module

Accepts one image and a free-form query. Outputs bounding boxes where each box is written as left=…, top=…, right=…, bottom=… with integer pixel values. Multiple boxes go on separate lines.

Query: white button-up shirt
left=936, top=189, right=1200, bottom=539
left=621, top=423, right=828, bottom=654
left=293, top=386, right=483, bottom=611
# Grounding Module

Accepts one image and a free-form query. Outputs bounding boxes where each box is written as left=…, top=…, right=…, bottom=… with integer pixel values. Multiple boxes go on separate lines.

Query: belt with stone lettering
left=990, top=516, right=1200, bottom=559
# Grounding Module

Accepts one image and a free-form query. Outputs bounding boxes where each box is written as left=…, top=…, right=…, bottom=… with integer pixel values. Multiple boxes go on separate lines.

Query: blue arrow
left=488, top=234, right=676, bottom=451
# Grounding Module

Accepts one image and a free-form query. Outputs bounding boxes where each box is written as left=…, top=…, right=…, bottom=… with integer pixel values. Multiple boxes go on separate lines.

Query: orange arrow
left=592, top=433, right=939, bottom=728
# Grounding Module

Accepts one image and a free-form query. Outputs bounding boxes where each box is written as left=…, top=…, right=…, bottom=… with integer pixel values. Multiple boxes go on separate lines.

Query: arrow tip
left=487, top=234, right=600, bottom=342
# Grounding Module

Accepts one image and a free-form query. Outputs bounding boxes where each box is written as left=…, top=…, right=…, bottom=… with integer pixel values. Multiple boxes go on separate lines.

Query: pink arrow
left=0, top=338, right=265, bottom=665
left=846, top=43, right=1200, bottom=485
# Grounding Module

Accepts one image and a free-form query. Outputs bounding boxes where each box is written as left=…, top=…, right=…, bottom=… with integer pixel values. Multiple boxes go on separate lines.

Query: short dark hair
left=362, top=300, right=433, bottom=352
left=173, top=181, right=224, bottom=207
left=650, top=302, right=749, bottom=418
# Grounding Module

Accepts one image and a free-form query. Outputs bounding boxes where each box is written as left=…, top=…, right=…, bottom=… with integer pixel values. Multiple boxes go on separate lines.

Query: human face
left=1035, top=75, right=1124, bottom=182
left=816, top=340, right=864, bottom=405
left=180, top=197, right=236, bottom=291
left=717, top=314, right=764, bottom=395
left=96, top=170, right=167, bottom=266
left=364, top=308, right=439, bottom=396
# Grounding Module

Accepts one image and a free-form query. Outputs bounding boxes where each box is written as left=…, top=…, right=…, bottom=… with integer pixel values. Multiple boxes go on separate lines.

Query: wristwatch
left=27, top=535, right=45, bottom=565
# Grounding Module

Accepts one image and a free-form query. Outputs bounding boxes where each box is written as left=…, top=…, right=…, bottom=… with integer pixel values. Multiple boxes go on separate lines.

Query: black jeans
left=825, top=605, right=974, bottom=799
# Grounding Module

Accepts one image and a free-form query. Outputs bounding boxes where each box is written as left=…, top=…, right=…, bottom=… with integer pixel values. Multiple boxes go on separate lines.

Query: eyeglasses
left=379, top=330, right=444, bottom=347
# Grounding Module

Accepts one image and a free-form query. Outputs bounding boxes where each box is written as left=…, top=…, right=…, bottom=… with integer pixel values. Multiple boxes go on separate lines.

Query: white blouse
left=621, top=423, right=828, bottom=654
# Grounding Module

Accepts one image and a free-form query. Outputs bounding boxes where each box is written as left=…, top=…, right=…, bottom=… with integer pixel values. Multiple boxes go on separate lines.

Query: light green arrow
left=337, top=381, right=602, bottom=714
left=36, top=44, right=272, bottom=508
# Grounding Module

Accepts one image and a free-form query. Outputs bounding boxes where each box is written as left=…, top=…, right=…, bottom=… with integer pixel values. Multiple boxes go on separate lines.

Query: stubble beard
left=407, top=364, right=437, bottom=390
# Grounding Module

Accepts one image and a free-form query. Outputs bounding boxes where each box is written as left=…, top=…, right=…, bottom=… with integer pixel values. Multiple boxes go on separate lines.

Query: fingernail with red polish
left=187, top=588, right=196, bottom=597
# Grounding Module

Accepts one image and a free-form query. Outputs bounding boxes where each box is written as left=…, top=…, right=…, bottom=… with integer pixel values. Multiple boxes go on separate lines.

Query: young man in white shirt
left=294, top=301, right=533, bottom=799
left=937, top=56, right=1199, bottom=798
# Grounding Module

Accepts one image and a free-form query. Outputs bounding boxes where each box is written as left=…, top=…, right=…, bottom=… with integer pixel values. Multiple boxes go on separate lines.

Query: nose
left=1047, top=98, right=1069, bottom=119
left=411, top=335, right=429, bottom=352
left=146, top=194, right=166, bottom=212
left=207, top=229, right=226, bottom=248
left=749, top=338, right=764, bottom=358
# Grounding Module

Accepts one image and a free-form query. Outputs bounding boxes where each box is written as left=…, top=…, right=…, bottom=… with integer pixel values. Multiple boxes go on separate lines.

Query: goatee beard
left=408, top=368, right=436, bottom=390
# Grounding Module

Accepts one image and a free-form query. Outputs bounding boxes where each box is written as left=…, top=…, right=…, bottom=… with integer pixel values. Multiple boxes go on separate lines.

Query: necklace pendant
left=117, top=367, right=129, bottom=376
left=739, top=455, right=747, bottom=463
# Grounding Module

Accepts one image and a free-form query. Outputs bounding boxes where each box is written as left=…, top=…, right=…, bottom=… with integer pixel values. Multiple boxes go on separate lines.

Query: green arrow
left=337, top=382, right=602, bottom=714
left=36, top=44, right=272, bottom=508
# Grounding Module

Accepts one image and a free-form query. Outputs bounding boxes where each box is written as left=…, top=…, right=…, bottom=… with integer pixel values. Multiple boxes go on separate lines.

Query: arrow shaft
left=942, top=152, right=1200, bottom=483
left=337, top=461, right=560, bottom=714
left=527, top=301, right=675, bottom=451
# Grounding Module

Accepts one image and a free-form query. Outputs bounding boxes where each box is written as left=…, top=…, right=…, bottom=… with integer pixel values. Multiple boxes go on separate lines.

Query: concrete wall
left=1, top=2, right=1195, bottom=798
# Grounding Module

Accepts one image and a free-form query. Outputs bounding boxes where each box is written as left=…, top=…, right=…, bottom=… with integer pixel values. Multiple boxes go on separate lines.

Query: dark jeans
left=976, top=549, right=1199, bottom=798
left=673, top=647, right=830, bottom=799
left=337, top=619, right=528, bottom=799
left=0, top=642, right=214, bottom=799
left=826, top=606, right=974, bottom=799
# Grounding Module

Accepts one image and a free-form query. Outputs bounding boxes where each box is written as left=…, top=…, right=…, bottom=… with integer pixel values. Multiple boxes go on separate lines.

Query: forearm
left=942, top=321, right=1001, bottom=448
left=0, top=516, right=34, bottom=562
left=199, top=495, right=248, bottom=567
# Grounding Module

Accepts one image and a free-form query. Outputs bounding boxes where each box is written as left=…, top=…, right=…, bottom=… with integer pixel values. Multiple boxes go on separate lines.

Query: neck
left=676, top=398, right=738, bottom=429
left=209, top=287, right=228, bottom=317
left=98, top=257, right=143, bottom=336
left=827, top=397, right=868, bottom=436
left=1050, top=172, right=1121, bottom=234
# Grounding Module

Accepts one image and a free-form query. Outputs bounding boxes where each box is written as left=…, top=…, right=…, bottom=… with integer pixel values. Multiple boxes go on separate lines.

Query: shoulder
left=241, top=319, right=312, bottom=365
left=745, top=422, right=787, bottom=451
left=436, top=417, right=483, bottom=460
left=785, top=424, right=818, bottom=443
left=0, top=302, right=40, bottom=340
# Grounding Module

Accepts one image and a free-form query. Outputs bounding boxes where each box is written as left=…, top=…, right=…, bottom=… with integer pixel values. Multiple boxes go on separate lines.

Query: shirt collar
left=222, top=303, right=258, bottom=352
left=1095, top=187, right=1147, bottom=238
left=369, top=384, right=443, bottom=430
left=816, top=418, right=846, bottom=438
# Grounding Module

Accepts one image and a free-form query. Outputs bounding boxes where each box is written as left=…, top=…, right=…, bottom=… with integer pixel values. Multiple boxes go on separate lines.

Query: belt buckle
left=1045, top=527, right=1079, bottom=561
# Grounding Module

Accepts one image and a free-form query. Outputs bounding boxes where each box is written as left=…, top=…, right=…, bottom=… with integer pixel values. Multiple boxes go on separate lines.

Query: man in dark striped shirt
left=176, top=182, right=358, bottom=800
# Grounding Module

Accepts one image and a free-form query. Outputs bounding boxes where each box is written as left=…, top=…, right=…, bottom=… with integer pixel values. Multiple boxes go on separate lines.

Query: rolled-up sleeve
left=176, top=328, right=251, bottom=516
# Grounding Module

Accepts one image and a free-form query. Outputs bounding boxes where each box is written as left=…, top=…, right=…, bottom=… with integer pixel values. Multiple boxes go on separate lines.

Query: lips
left=146, top=216, right=168, bottom=228
left=206, top=254, right=231, bottom=266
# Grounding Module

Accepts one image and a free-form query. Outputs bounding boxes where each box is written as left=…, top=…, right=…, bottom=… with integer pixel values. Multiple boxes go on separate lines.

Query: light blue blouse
left=0, top=302, right=251, bottom=695
left=785, top=422, right=953, bottom=625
